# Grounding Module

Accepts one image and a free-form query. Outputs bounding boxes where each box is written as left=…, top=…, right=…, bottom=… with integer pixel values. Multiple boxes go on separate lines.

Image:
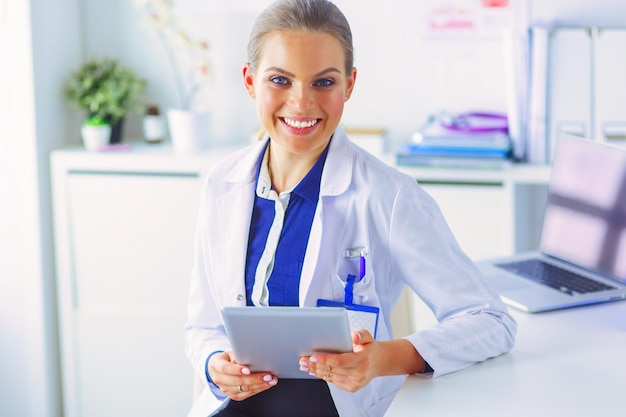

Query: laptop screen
left=540, top=133, right=626, bottom=282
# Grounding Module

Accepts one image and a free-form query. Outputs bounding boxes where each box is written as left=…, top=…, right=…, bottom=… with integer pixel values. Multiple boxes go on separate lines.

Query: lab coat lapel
left=216, top=185, right=253, bottom=305
left=214, top=142, right=264, bottom=305
left=299, top=206, right=322, bottom=305
left=299, top=129, right=353, bottom=305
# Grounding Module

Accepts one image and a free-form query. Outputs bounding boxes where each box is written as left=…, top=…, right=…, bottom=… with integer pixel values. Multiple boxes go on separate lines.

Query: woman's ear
left=242, top=63, right=256, bottom=99
left=344, top=67, right=357, bottom=102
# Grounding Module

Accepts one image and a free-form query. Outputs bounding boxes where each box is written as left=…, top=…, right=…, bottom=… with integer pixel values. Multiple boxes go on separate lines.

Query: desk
left=386, top=302, right=626, bottom=417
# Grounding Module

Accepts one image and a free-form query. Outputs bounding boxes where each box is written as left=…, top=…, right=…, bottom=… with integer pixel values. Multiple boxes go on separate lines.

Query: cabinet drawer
left=419, top=180, right=513, bottom=261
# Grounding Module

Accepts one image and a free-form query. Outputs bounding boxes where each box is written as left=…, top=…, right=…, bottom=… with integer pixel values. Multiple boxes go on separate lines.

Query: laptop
left=477, top=132, right=626, bottom=312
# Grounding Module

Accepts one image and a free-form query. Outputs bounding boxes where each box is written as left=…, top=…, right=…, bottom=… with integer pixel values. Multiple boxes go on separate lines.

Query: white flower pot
left=167, top=109, right=211, bottom=153
left=81, top=124, right=111, bottom=151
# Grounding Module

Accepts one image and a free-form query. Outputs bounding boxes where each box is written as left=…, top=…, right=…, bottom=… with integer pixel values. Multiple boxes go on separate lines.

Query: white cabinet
left=418, top=181, right=513, bottom=260
left=51, top=144, right=237, bottom=417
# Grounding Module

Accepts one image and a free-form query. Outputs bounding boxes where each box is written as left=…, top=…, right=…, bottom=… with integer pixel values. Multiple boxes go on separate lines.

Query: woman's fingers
left=300, top=330, right=377, bottom=392
left=208, top=351, right=278, bottom=400
left=229, top=376, right=278, bottom=400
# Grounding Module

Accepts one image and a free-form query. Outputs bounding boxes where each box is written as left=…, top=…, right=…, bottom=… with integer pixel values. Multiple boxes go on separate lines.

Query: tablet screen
left=221, top=306, right=353, bottom=378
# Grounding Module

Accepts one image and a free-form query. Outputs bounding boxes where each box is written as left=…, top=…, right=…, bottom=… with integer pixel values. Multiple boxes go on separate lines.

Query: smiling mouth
left=281, top=117, right=320, bottom=129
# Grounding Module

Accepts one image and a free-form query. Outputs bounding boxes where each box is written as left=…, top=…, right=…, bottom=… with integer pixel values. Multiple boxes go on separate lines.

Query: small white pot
left=167, top=109, right=211, bottom=153
left=81, top=124, right=111, bottom=151
left=143, top=114, right=166, bottom=143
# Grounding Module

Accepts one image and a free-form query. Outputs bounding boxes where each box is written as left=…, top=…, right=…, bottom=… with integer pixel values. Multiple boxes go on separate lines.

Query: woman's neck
left=268, top=144, right=323, bottom=194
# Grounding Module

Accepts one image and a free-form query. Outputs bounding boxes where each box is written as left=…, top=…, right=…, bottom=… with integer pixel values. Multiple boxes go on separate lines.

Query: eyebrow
left=264, top=66, right=342, bottom=78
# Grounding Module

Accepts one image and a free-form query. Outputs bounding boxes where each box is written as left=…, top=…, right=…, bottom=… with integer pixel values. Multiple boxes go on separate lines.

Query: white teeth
left=283, top=118, right=318, bottom=129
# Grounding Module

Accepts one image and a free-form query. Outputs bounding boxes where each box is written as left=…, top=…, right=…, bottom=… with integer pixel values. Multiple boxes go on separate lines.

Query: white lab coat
left=185, top=127, right=516, bottom=417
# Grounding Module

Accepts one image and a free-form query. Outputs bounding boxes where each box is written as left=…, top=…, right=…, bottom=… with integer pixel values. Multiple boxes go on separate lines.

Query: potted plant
left=63, top=57, right=147, bottom=144
left=80, top=115, right=111, bottom=151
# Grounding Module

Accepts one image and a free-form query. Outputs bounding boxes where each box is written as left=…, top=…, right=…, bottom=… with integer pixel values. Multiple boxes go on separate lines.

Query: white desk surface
left=386, top=301, right=626, bottom=417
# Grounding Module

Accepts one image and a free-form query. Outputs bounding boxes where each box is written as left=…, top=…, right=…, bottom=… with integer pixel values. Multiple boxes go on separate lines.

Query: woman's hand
left=299, top=330, right=425, bottom=392
left=299, top=330, right=380, bottom=392
left=208, top=351, right=278, bottom=400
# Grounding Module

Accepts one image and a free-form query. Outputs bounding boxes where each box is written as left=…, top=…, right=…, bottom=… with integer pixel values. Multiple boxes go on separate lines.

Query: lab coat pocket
left=331, top=274, right=345, bottom=301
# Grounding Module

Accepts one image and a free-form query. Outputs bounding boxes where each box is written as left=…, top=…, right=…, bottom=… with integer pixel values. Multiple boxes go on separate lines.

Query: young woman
left=184, top=1, right=516, bottom=416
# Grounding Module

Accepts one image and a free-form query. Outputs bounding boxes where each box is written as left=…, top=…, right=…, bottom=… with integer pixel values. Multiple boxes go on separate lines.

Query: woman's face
left=243, top=30, right=356, bottom=156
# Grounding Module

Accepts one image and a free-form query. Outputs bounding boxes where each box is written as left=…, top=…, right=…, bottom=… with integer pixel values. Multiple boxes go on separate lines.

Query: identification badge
left=317, top=298, right=379, bottom=338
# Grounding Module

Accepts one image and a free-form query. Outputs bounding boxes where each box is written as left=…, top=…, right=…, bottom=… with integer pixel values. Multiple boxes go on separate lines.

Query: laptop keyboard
left=496, top=259, right=617, bottom=295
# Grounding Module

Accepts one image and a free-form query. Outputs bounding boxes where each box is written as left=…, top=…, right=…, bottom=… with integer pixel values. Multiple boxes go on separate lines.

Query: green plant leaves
left=63, top=57, right=147, bottom=122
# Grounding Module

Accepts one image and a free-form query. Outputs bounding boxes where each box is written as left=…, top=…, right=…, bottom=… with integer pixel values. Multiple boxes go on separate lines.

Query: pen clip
left=343, top=247, right=367, bottom=282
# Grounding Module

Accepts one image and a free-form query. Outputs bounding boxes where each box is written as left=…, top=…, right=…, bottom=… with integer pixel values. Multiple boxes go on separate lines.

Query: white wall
left=75, top=0, right=624, bottom=149
left=530, top=0, right=626, bottom=26
left=80, top=0, right=525, bottom=147
left=0, top=2, right=37, bottom=413
left=0, top=0, right=81, bottom=416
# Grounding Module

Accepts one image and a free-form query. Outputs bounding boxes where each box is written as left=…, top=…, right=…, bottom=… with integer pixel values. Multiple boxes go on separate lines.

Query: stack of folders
left=396, top=117, right=513, bottom=169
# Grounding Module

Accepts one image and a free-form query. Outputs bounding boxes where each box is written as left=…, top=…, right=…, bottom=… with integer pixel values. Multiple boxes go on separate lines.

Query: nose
left=288, top=85, right=314, bottom=111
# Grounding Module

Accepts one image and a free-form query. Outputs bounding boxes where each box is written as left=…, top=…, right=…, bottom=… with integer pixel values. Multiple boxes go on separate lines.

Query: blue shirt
left=245, top=142, right=329, bottom=306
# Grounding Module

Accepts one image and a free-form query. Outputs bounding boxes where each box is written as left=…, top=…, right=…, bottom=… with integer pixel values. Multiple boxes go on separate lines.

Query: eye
left=314, top=78, right=335, bottom=87
left=270, top=76, right=290, bottom=85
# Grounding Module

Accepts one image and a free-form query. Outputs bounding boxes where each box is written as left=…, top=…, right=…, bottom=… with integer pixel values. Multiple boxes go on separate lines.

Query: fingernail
left=269, top=379, right=277, bottom=386
left=299, top=360, right=307, bottom=366
left=300, top=366, right=309, bottom=372
left=309, top=356, right=318, bottom=363
left=242, top=367, right=251, bottom=375
left=309, top=372, right=316, bottom=377
left=263, top=374, right=272, bottom=382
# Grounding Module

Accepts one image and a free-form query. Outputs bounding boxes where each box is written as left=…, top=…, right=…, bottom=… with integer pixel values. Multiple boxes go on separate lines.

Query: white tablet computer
left=221, top=306, right=353, bottom=379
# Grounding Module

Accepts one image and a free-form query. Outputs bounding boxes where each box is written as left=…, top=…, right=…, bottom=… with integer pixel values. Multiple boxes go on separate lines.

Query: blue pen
left=344, top=274, right=356, bottom=305
left=359, top=255, right=366, bottom=282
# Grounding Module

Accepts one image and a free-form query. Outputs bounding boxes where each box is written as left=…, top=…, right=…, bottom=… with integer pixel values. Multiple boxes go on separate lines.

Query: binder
left=528, top=26, right=602, bottom=163
left=527, top=25, right=550, bottom=164
left=594, top=28, right=626, bottom=148
left=546, top=28, right=592, bottom=161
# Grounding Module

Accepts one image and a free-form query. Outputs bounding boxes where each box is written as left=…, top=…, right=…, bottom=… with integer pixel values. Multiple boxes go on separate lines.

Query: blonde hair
left=247, top=0, right=354, bottom=74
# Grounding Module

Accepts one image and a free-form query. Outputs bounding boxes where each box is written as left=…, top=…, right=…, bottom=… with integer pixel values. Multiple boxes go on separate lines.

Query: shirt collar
left=256, top=143, right=273, bottom=198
